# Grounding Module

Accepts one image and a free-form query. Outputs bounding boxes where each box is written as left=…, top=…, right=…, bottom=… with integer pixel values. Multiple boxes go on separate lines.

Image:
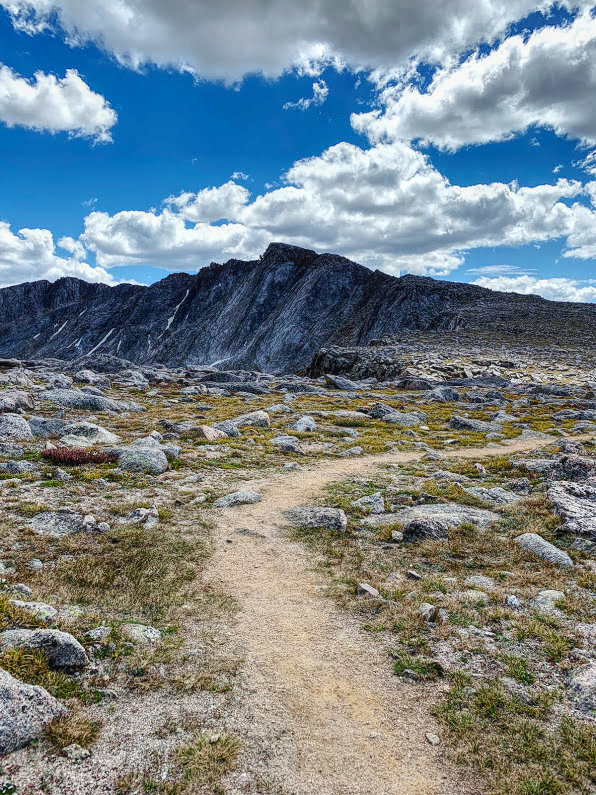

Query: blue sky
left=1, top=1, right=596, bottom=301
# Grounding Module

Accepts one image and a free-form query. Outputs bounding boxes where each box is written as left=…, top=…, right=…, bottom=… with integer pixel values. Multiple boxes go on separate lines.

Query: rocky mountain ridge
left=1, top=242, right=595, bottom=373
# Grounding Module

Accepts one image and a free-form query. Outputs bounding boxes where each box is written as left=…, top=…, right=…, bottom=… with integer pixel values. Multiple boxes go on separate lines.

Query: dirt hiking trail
left=210, top=437, right=559, bottom=795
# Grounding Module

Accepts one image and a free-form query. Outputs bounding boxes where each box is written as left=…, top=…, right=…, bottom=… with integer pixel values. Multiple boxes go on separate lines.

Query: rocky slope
left=2, top=242, right=596, bottom=373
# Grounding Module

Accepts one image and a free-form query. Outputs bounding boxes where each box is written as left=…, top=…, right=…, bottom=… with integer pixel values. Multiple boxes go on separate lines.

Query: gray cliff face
left=1, top=242, right=595, bottom=373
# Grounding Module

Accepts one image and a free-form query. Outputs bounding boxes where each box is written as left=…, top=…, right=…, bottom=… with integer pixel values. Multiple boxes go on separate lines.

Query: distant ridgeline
left=1, top=243, right=595, bottom=374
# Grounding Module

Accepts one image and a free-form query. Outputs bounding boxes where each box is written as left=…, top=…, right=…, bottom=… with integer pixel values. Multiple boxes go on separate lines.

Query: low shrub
left=42, top=448, right=118, bottom=466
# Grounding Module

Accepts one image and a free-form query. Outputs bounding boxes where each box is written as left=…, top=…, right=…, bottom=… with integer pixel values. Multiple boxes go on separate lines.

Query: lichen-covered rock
left=352, top=493, right=385, bottom=514
left=548, top=481, right=596, bottom=540
left=230, top=410, right=270, bottom=428
left=0, top=629, right=88, bottom=669
left=8, top=601, right=57, bottom=623
left=118, top=448, right=169, bottom=474
left=30, top=510, right=98, bottom=538
left=213, top=490, right=261, bottom=508
left=292, top=415, right=316, bottom=432
left=514, top=533, right=573, bottom=568
left=270, top=435, right=306, bottom=454
left=568, top=661, right=596, bottom=714
left=28, top=417, right=69, bottom=438
left=0, top=413, right=32, bottom=440
left=403, top=518, right=449, bottom=542
left=283, top=506, right=348, bottom=532
left=0, top=668, right=65, bottom=754
left=121, top=623, right=161, bottom=645
left=0, top=390, right=35, bottom=412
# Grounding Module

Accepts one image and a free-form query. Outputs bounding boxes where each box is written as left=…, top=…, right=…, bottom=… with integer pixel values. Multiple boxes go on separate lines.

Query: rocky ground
left=0, top=345, right=594, bottom=794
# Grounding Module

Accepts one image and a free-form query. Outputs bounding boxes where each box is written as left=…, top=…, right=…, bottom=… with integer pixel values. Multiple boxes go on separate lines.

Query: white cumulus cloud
left=80, top=138, right=596, bottom=278
left=0, top=222, right=117, bottom=287
left=0, top=64, right=116, bottom=142
left=471, top=274, right=596, bottom=302
left=353, top=12, right=596, bottom=150
left=2, top=0, right=593, bottom=82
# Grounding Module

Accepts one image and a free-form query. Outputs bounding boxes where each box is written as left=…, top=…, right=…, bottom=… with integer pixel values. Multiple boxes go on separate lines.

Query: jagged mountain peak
left=0, top=243, right=594, bottom=372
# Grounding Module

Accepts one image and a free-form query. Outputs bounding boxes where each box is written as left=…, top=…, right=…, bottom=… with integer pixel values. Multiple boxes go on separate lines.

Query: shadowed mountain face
left=1, top=243, right=595, bottom=373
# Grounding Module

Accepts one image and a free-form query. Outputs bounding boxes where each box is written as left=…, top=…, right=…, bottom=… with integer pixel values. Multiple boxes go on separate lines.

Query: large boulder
left=62, top=421, right=120, bottom=445
left=283, top=506, right=348, bottom=532
left=324, top=374, right=360, bottom=391
left=514, top=533, right=573, bottom=568
left=0, top=668, right=65, bottom=754
left=0, top=391, right=35, bottom=412
left=548, top=481, right=596, bottom=540
left=292, top=416, right=316, bottom=432
left=426, top=387, right=461, bottom=403
left=395, top=503, right=499, bottom=530
left=118, top=448, right=169, bottom=474
left=28, top=417, right=69, bottom=439
left=270, top=435, right=306, bottom=454
left=30, top=510, right=98, bottom=538
left=449, top=415, right=498, bottom=433
left=39, top=389, right=144, bottom=413
left=230, top=410, right=270, bottom=428
left=0, top=629, right=89, bottom=669
left=0, top=413, right=32, bottom=440
left=403, top=518, right=449, bottom=542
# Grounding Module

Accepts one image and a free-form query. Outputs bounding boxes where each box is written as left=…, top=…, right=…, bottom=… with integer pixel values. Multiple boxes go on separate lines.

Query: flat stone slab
left=548, top=481, right=596, bottom=540
left=362, top=503, right=499, bottom=529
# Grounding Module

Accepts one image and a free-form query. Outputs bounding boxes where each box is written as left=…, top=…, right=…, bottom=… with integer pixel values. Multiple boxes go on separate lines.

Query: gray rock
left=0, top=667, right=65, bottom=754
left=230, top=410, right=270, bottom=428
left=212, top=420, right=241, bottom=438
left=418, top=603, right=437, bottom=622
left=357, top=583, right=381, bottom=598
left=505, top=594, right=523, bottom=609
left=449, top=415, right=498, bottom=433
left=270, top=434, right=306, bottom=454
left=514, top=533, right=573, bottom=568
left=426, top=387, right=461, bottom=402
left=548, top=481, right=596, bottom=540
left=533, top=589, right=565, bottom=611
left=395, top=503, right=499, bottom=532
left=0, top=629, right=88, bottom=668
left=39, top=388, right=123, bottom=413
left=568, top=661, right=596, bottom=714
left=122, top=506, right=159, bottom=529
left=213, top=490, right=261, bottom=508
left=325, top=374, right=360, bottom=391
left=0, top=413, right=32, bottom=440
left=464, top=575, right=496, bottom=590
left=0, top=442, right=23, bottom=458
left=121, top=623, right=161, bottom=645
left=283, top=506, right=348, bottom=532
left=0, top=460, right=38, bottom=474
left=30, top=510, right=98, bottom=538
left=0, top=390, right=35, bottom=412
left=85, top=626, right=112, bottom=642
left=9, top=600, right=58, bottom=623
left=62, top=421, right=120, bottom=444
left=368, top=402, right=399, bottom=420
left=403, top=518, right=449, bottom=541
left=28, top=417, right=69, bottom=438
left=292, top=415, right=316, bottom=432
left=352, top=492, right=385, bottom=514
left=464, top=486, right=520, bottom=505
left=118, top=448, right=169, bottom=474
left=384, top=411, right=423, bottom=427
